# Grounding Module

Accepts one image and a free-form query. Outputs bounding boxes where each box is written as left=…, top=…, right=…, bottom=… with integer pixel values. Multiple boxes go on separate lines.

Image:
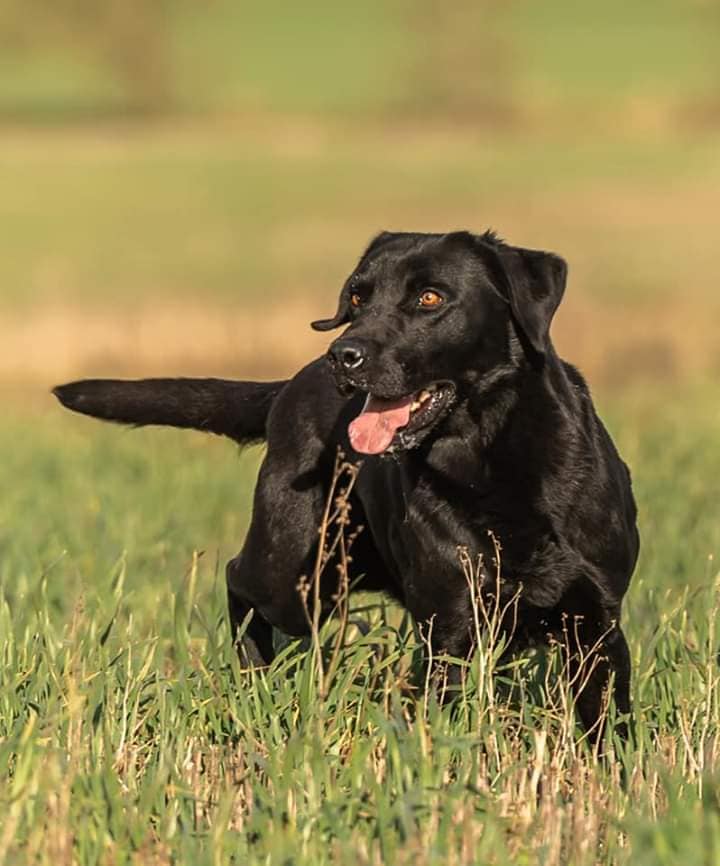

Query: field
left=1, top=385, right=719, bottom=865
left=2, top=1, right=720, bottom=863
left=2, top=131, right=719, bottom=861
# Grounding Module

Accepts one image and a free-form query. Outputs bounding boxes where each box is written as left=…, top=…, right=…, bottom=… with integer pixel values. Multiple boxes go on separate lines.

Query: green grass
left=0, top=386, right=718, bottom=864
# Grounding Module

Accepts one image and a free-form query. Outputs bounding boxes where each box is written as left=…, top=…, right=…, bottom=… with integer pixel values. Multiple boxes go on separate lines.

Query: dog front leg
left=563, top=617, right=632, bottom=744
left=409, top=593, right=478, bottom=701
left=226, top=582, right=276, bottom=667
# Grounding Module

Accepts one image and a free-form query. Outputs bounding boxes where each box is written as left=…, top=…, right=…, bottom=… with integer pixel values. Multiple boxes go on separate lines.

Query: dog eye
left=418, top=289, right=444, bottom=309
left=350, top=293, right=363, bottom=308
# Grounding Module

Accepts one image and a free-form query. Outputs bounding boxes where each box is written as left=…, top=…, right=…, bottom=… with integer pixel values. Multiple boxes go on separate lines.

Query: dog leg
left=224, top=359, right=377, bottom=667
left=225, top=466, right=323, bottom=668
left=226, top=473, right=393, bottom=668
left=565, top=617, right=632, bottom=744
left=407, top=590, right=477, bottom=701
left=226, top=584, right=276, bottom=667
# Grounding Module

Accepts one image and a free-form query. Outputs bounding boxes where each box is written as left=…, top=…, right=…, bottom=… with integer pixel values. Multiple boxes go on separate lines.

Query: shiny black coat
left=55, top=230, right=639, bottom=736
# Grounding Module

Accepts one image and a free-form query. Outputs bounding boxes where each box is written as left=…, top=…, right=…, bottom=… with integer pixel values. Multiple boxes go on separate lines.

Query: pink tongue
left=348, top=395, right=413, bottom=455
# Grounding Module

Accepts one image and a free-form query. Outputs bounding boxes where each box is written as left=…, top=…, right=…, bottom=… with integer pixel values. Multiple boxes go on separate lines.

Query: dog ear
left=488, top=242, right=567, bottom=363
left=311, top=287, right=352, bottom=332
left=311, top=231, right=396, bottom=332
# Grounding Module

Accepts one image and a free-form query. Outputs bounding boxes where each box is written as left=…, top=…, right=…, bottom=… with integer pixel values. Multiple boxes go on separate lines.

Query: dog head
left=312, top=230, right=566, bottom=455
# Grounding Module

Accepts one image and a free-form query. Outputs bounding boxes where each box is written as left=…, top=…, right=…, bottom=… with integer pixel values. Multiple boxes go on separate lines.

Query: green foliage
left=0, top=0, right=718, bottom=118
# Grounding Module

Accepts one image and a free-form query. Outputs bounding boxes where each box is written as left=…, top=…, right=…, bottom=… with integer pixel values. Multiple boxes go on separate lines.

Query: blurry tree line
left=0, top=0, right=512, bottom=117
left=1, top=0, right=175, bottom=111
left=0, top=0, right=717, bottom=121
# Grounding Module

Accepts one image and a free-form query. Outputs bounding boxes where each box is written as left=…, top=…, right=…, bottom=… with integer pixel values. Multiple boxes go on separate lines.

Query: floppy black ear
left=311, top=288, right=352, bottom=332
left=490, top=243, right=567, bottom=362
left=311, top=231, right=397, bottom=332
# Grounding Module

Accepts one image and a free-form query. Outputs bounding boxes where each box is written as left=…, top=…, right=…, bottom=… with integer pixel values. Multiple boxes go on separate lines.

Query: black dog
left=54, top=230, right=639, bottom=737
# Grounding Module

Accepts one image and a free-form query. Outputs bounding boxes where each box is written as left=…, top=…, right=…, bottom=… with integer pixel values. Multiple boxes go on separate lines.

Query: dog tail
left=52, top=377, right=287, bottom=445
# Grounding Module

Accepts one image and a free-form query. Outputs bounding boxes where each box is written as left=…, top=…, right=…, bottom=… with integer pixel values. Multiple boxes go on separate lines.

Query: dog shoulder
left=265, top=358, right=360, bottom=459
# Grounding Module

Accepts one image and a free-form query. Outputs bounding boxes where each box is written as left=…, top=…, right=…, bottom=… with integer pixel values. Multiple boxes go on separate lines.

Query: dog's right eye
left=350, top=293, right=363, bottom=308
left=418, top=289, right=444, bottom=309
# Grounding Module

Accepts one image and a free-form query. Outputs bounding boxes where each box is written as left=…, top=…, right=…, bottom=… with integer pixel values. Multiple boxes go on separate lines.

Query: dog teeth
left=411, top=388, right=435, bottom=413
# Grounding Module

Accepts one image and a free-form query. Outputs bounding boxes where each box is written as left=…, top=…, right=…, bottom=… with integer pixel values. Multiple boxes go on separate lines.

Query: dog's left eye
left=418, top=289, right=444, bottom=309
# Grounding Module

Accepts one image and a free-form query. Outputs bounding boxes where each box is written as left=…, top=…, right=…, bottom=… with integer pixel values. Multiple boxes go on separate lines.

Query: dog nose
left=330, top=340, right=366, bottom=371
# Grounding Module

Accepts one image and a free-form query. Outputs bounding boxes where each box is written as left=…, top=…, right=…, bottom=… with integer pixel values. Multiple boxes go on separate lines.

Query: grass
left=1, top=108, right=719, bottom=866
left=0, top=385, right=718, bottom=864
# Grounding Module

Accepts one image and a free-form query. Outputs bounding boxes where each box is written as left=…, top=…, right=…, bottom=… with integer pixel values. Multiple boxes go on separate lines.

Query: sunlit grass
left=0, top=387, right=718, bottom=863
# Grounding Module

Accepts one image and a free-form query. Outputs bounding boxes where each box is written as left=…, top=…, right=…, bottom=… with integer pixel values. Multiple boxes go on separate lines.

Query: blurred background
left=2, top=0, right=719, bottom=390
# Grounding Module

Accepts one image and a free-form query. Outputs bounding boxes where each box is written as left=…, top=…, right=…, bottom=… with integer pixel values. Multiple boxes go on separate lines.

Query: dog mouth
left=348, top=382, right=456, bottom=455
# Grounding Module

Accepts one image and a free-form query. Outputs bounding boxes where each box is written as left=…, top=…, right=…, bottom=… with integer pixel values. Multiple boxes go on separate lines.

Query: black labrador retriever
left=54, top=230, right=639, bottom=736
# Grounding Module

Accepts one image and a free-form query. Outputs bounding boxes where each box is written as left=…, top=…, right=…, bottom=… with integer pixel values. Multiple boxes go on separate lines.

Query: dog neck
left=406, top=349, right=567, bottom=483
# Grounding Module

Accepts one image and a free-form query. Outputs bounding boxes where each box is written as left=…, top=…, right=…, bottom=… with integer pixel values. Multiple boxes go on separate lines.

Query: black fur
left=54, top=230, right=639, bottom=739
left=53, top=378, right=285, bottom=445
